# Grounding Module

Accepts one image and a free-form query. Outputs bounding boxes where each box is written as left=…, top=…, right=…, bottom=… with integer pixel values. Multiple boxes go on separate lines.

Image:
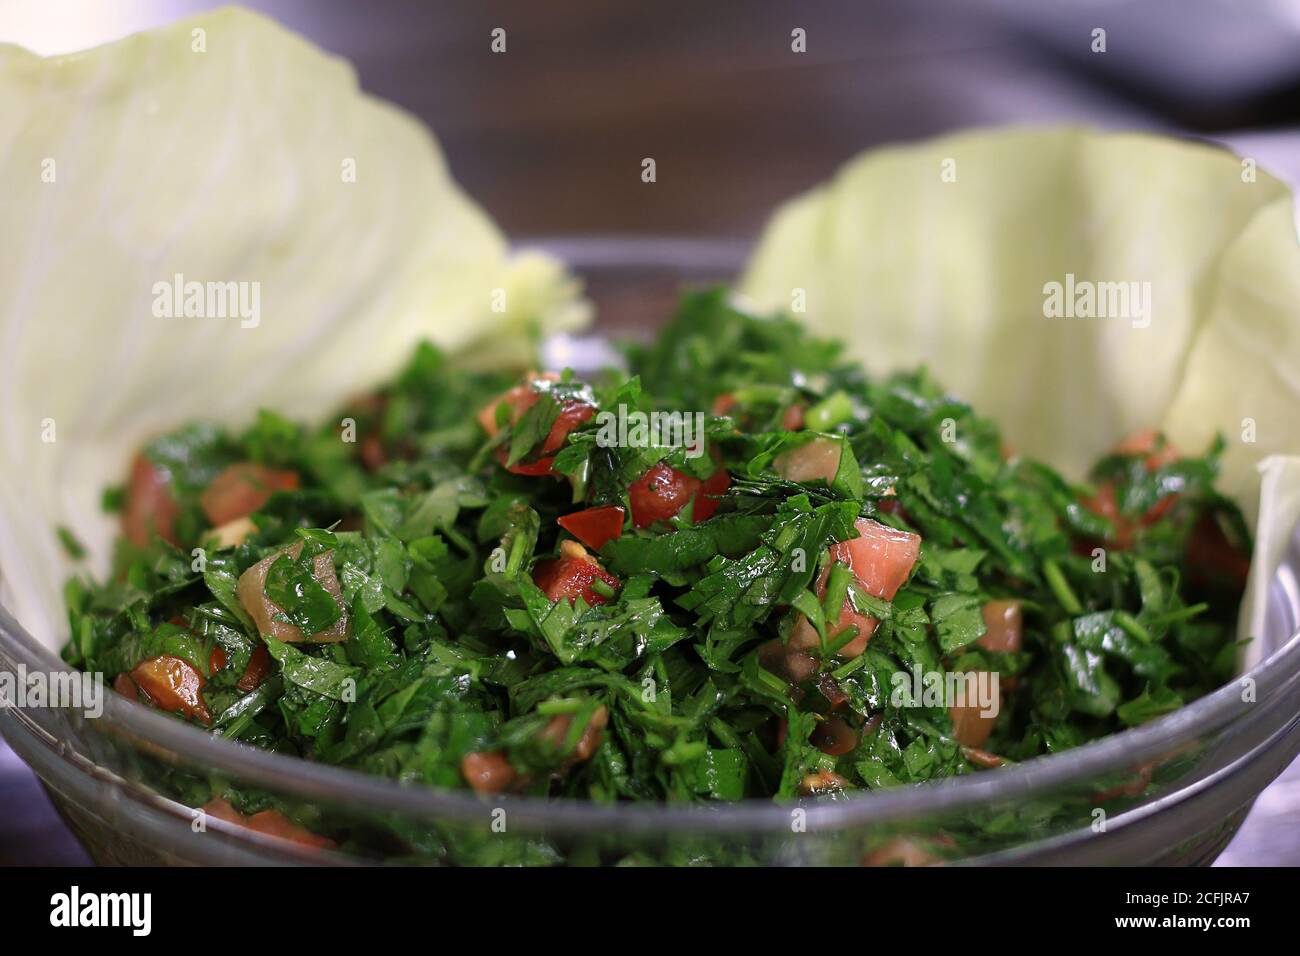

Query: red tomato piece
left=201, top=797, right=245, bottom=825
left=1115, top=428, right=1180, bottom=470
left=541, top=402, right=596, bottom=455
left=359, top=434, right=387, bottom=472
left=461, top=751, right=517, bottom=794
left=130, top=654, right=211, bottom=724
left=950, top=690, right=997, bottom=748
left=200, top=462, right=300, bottom=526
left=1082, top=430, right=1184, bottom=548
left=789, top=518, right=922, bottom=659
left=557, top=505, right=626, bottom=551
left=810, top=715, right=859, bottom=756
left=862, top=837, right=944, bottom=868
left=1080, top=480, right=1134, bottom=549
left=695, top=465, right=731, bottom=522
left=977, top=600, right=1023, bottom=653
left=476, top=374, right=561, bottom=437
left=496, top=400, right=596, bottom=476
left=500, top=452, right=559, bottom=476
left=781, top=403, right=806, bottom=431
left=244, top=810, right=335, bottom=850
left=200, top=799, right=333, bottom=850
left=122, top=454, right=181, bottom=547
left=236, top=643, right=272, bottom=692
left=112, top=673, right=139, bottom=699
left=533, top=557, right=620, bottom=606
left=773, top=437, right=842, bottom=484
left=629, top=463, right=697, bottom=527
left=628, top=462, right=730, bottom=527
left=1081, top=477, right=1175, bottom=549
left=711, top=393, right=737, bottom=416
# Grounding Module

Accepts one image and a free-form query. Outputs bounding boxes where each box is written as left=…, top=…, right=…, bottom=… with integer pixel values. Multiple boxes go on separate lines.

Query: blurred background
left=9, top=0, right=1300, bottom=234
left=2, top=0, right=1299, bottom=865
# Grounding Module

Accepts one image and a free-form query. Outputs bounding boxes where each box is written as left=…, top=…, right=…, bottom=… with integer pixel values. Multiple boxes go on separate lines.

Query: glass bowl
left=2, top=238, right=1298, bottom=866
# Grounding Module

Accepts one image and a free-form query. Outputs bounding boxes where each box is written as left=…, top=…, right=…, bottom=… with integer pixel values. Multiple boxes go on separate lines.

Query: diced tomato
left=200, top=798, right=333, bottom=849
left=130, top=654, right=211, bottom=723
left=200, top=463, right=299, bottom=527
left=815, top=672, right=850, bottom=711
left=112, top=673, right=138, bottom=699
left=461, top=751, right=517, bottom=794
left=557, top=505, right=625, bottom=551
left=941, top=603, right=1020, bottom=746
left=1115, top=428, right=1180, bottom=470
left=827, top=517, right=919, bottom=612
left=500, top=454, right=559, bottom=476
left=628, top=462, right=730, bottom=527
left=1082, top=431, right=1184, bottom=548
left=1080, top=481, right=1134, bottom=550
left=711, top=393, right=737, bottom=416
left=210, top=516, right=256, bottom=548
left=208, top=646, right=228, bottom=674
left=949, top=691, right=997, bottom=748
left=496, top=452, right=553, bottom=476
left=789, top=518, right=921, bottom=659
left=236, top=643, right=272, bottom=692
left=477, top=386, right=525, bottom=436
left=977, top=600, right=1022, bottom=653
left=1142, top=493, right=1178, bottom=525
left=359, top=434, right=387, bottom=472
left=875, top=492, right=908, bottom=518
left=236, top=543, right=349, bottom=643
left=479, top=375, right=594, bottom=477
left=696, top=465, right=731, bottom=521
left=963, top=746, right=1004, bottom=769
left=862, top=837, right=946, bottom=867
left=1093, top=761, right=1156, bottom=802
left=201, top=797, right=245, bottom=825
left=799, top=771, right=849, bottom=795
left=810, top=715, right=859, bottom=756
left=758, top=638, right=818, bottom=684
left=1081, top=478, right=1174, bottom=550
left=629, top=463, right=695, bottom=527
left=244, top=810, right=335, bottom=850
left=496, top=401, right=596, bottom=476
left=477, top=374, right=561, bottom=437
left=773, top=437, right=842, bottom=485
left=539, top=706, right=609, bottom=762
left=122, top=454, right=180, bottom=547
left=532, top=557, right=620, bottom=606
left=540, top=403, right=596, bottom=456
